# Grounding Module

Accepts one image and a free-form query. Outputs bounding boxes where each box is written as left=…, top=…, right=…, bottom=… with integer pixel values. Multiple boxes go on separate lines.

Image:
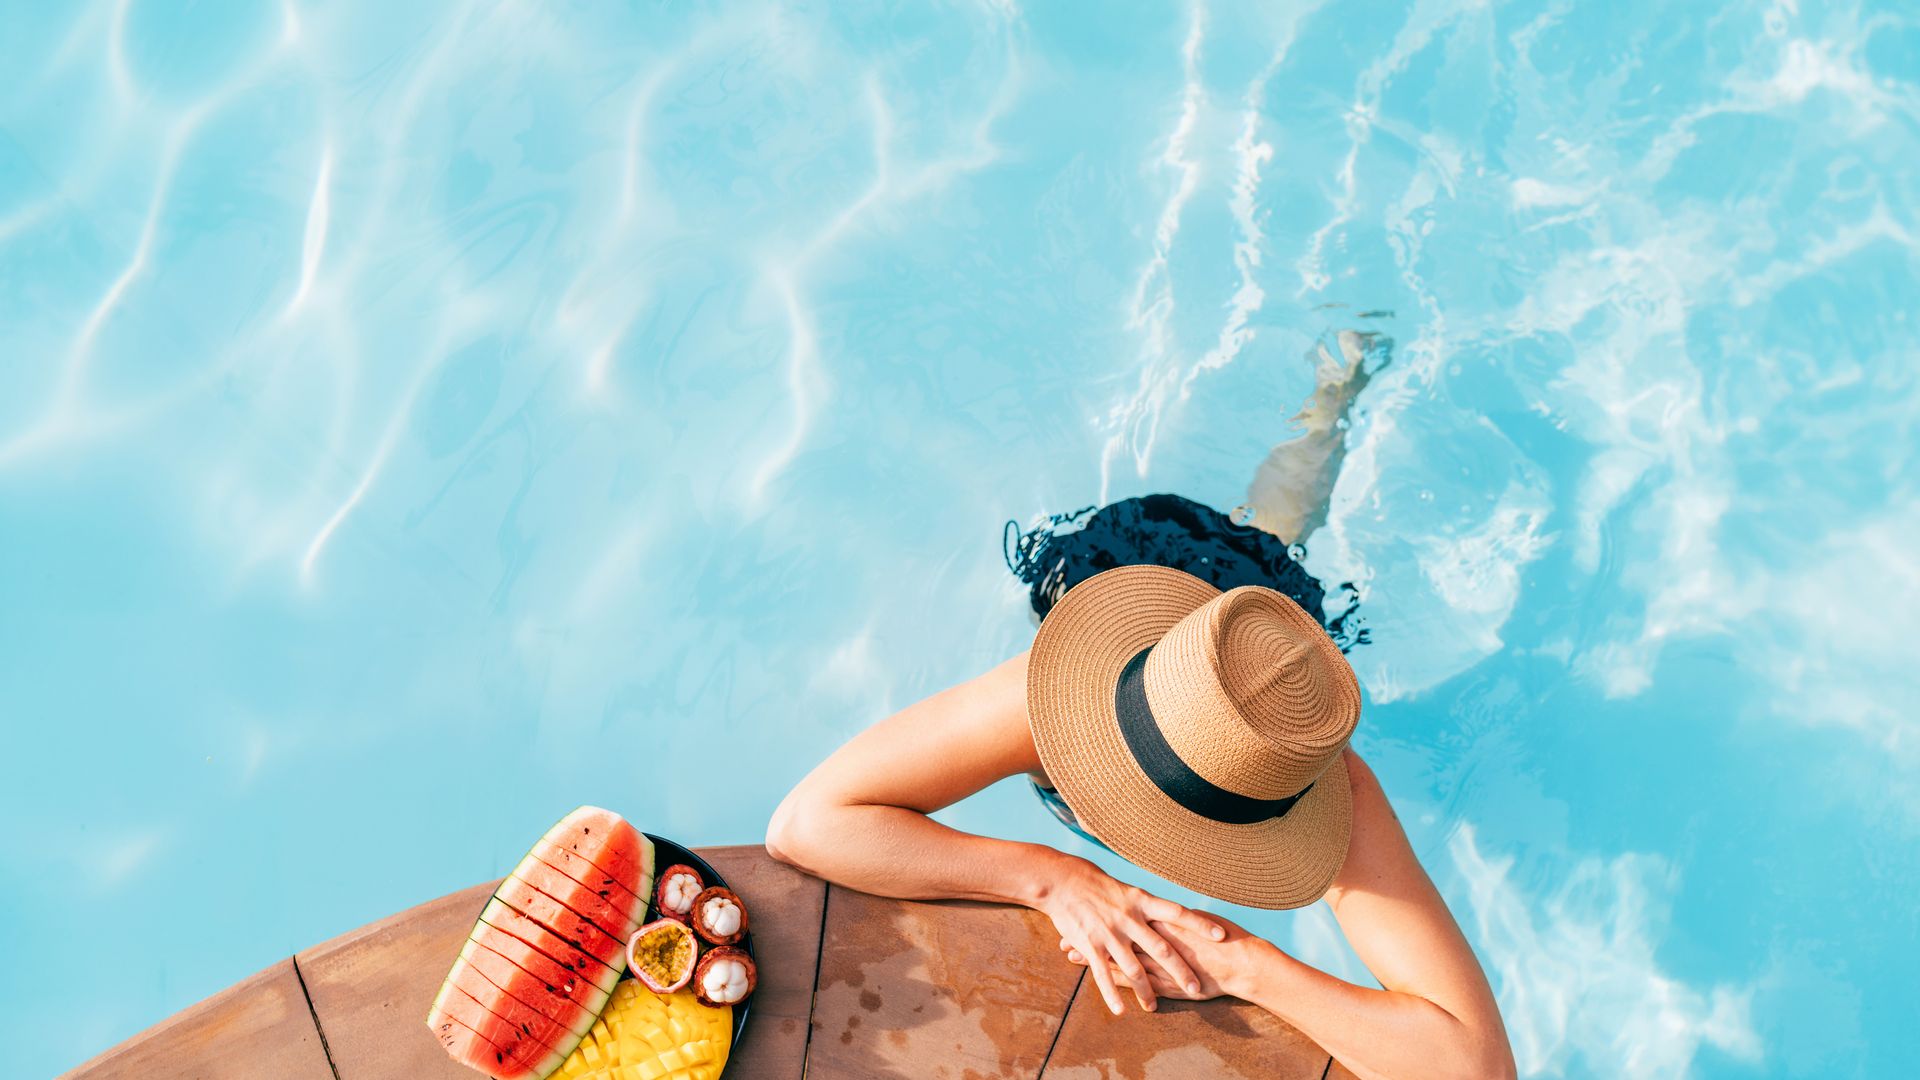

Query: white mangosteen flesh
left=702, top=958, right=750, bottom=1004
left=663, top=873, right=701, bottom=913
left=701, top=897, right=742, bottom=937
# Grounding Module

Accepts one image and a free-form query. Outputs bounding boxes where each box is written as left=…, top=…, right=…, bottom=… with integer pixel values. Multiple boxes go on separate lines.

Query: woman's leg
left=1244, top=329, right=1382, bottom=547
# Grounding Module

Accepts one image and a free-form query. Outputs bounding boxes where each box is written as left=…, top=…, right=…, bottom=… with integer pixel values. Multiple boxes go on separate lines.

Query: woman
left=767, top=337, right=1515, bottom=1080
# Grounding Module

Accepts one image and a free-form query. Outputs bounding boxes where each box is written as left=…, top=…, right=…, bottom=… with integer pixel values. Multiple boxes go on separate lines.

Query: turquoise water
left=3, top=2, right=1916, bottom=1076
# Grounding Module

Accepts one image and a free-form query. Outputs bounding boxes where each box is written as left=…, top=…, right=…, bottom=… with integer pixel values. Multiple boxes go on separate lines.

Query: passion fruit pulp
left=627, top=917, right=696, bottom=994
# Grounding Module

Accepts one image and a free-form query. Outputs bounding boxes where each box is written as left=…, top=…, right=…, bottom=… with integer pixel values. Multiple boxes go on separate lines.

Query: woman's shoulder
left=1340, top=748, right=1397, bottom=833
left=1327, top=747, right=1423, bottom=900
left=1342, top=746, right=1381, bottom=794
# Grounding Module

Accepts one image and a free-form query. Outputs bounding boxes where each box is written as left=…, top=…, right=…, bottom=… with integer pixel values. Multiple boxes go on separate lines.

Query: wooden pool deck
left=60, top=845, right=1351, bottom=1080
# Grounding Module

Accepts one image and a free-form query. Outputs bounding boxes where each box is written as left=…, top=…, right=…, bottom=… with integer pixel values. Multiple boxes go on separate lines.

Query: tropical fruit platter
left=428, top=807, right=759, bottom=1080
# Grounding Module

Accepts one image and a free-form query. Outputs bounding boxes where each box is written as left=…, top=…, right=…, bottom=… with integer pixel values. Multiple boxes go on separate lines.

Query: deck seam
left=1319, top=1054, right=1333, bottom=1079
left=797, top=880, right=832, bottom=1080
left=290, top=954, right=344, bottom=1080
left=1032, top=966, right=1086, bottom=1079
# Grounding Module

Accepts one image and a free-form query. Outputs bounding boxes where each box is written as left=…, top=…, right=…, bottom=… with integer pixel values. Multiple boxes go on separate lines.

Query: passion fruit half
left=627, top=917, right=696, bottom=994
left=693, top=946, right=757, bottom=1008
left=690, top=885, right=748, bottom=946
left=654, top=864, right=704, bottom=922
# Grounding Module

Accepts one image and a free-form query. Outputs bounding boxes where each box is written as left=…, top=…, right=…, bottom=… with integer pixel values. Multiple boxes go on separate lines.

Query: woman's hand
left=1036, top=856, right=1226, bottom=1014
left=1062, top=912, right=1262, bottom=1003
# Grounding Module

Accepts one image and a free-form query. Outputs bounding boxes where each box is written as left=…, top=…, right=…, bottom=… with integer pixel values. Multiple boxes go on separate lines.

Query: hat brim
left=1027, top=564, right=1353, bottom=909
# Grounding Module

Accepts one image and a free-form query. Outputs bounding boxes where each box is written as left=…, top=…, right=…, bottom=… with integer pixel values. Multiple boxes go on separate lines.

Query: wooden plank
left=59, top=957, right=335, bottom=1080
left=295, top=879, right=497, bottom=1080
left=76, top=844, right=1366, bottom=1080
left=1326, top=1059, right=1357, bottom=1078
left=805, top=887, right=1082, bottom=1080
left=696, top=846, right=826, bottom=1080
left=1037, top=991, right=1331, bottom=1080
left=296, top=848, right=818, bottom=1080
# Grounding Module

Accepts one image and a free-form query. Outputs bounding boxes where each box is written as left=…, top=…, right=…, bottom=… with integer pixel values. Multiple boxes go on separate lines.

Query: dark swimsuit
left=1005, top=493, right=1362, bottom=849
left=1030, top=776, right=1112, bottom=852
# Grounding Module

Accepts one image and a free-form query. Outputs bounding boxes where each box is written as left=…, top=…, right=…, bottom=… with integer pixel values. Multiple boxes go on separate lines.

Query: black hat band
left=1113, top=646, right=1313, bottom=826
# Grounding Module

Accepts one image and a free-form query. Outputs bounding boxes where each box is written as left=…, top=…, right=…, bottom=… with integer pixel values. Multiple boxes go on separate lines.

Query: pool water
left=3, top=2, right=1916, bottom=1077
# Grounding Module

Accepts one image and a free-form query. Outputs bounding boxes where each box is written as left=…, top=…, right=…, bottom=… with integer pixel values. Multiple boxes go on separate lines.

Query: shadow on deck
left=60, top=846, right=1350, bottom=1080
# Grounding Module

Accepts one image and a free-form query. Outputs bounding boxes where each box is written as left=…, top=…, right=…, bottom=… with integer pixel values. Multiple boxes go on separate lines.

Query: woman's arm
left=1284, top=751, right=1514, bottom=1080
left=1064, top=752, right=1514, bottom=1080
left=765, top=651, right=1062, bottom=904
left=766, top=650, right=1225, bottom=1015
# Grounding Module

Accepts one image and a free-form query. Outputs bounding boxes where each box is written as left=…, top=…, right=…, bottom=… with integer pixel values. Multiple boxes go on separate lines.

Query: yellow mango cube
left=545, top=978, right=732, bottom=1080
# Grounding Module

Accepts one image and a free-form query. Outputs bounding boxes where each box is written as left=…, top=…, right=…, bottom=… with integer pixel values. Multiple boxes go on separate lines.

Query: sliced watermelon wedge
left=494, top=876, right=628, bottom=976
left=427, top=806, right=655, bottom=1080
left=448, top=957, right=582, bottom=1046
left=477, top=898, right=620, bottom=995
left=529, top=838, right=645, bottom=910
left=462, top=933, right=611, bottom=1018
left=429, top=1009, right=507, bottom=1071
left=430, top=980, right=568, bottom=1080
left=453, top=943, right=596, bottom=1040
left=541, top=807, right=655, bottom=895
left=510, top=855, right=645, bottom=944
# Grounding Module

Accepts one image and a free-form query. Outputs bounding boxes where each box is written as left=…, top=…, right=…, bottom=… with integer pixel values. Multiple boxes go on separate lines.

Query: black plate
left=643, top=834, right=752, bottom=1046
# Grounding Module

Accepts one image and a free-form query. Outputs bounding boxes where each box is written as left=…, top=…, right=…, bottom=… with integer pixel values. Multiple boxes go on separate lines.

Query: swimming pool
left=3, top=1, right=1915, bottom=1076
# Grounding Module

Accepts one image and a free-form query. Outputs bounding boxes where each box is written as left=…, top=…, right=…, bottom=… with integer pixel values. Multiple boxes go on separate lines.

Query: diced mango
left=543, top=978, right=732, bottom=1080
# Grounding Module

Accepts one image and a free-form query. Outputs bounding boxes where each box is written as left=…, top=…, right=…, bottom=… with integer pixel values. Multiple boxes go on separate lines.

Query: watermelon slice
left=430, top=981, right=568, bottom=1080
left=448, top=958, right=581, bottom=1046
left=427, top=806, right=656, bottom=1080
left=510, top=855, right=645, bottom=944
left=529, top=838, right=645, bottom=910
left=455, top=941, right=598, bottom=1039
left=494, top=876, right=628, bottom=974
left=462, top=933, right=611, bottom=1018
left=477, top=899, right=621, bottom=995
left=430, top=1010, right=509, bottom=1072
left=542, top=807, right=655, bottom=891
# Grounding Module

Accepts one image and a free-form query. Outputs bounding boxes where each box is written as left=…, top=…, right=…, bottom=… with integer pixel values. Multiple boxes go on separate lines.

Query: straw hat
left=1026, top=564, right=1362, bottom=909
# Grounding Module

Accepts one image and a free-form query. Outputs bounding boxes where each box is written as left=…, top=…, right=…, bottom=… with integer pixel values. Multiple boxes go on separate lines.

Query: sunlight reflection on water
left=2, top=2, right=1916, bottom=1076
